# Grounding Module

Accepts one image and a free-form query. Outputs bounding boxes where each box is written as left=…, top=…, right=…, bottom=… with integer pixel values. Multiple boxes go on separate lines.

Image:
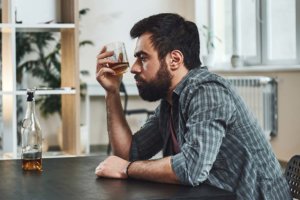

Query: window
left=240, top=0, right=299, bottom=65
left=240, top=0, right=258, bottom=59
left=268, top=0, right=296, bottom=61
left=215, top=0, right=233, bottom=64
left=196, top=0, right=300, bottom=67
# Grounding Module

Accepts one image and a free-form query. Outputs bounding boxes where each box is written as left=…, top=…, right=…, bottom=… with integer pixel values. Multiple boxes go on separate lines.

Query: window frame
left=239, top=0, right=300, bottom=66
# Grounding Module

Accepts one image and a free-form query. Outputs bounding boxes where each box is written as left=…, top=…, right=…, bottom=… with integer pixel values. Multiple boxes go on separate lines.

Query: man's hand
left=95, top=156, right=130, bottom=179
left=95, top=156, right=179, bottom=184
left=96, top=46, right=122, bottom=94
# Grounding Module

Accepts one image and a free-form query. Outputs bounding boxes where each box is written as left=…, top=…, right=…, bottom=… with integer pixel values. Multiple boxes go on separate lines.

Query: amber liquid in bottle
left=22, top=151, right=42, bottom=171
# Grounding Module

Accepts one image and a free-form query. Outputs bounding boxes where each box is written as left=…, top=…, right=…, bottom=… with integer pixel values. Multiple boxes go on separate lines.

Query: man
left=95, top=13, right=291, bottom=199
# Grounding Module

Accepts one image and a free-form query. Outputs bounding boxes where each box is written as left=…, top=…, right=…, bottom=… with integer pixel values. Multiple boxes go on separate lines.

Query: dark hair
left=130, top=13, right=201, bottom=70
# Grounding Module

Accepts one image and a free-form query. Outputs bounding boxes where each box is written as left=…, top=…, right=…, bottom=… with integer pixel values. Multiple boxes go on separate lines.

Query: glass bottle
left=21, top=89, right=43, bottom=171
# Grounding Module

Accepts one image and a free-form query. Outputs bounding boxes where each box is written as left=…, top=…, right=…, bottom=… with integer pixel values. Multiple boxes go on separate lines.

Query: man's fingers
left=96, top=46, right=116, bottom=75
left=95, top=164, right=102, bottom=171
left=95, top=162, right=104, bottom=175
left=95, top=168, right=102, bottom=176
left=99, top=46, right=107, bottom=54
left=96, top=58, right=116, bottom=75
left=96, top=67, right=116, bottom=78
left=97, top=50, right=114, bottom=59
left=97, top=59, right=114, bottom=67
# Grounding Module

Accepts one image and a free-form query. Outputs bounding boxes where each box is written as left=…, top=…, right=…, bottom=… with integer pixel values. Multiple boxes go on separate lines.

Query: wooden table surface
left=0, top=156, right=236, bottom=200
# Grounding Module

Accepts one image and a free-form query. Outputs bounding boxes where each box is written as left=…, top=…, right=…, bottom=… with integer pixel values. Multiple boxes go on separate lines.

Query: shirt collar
left=173, top=66, right=208, bottom=97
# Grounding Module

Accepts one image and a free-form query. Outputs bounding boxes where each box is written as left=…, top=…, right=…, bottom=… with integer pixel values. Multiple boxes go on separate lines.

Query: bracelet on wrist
left=126, top=161, right=136, bottom=178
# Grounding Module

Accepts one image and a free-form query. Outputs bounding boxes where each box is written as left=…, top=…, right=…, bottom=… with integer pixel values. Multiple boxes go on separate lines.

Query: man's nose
left=130, top=60, right=142, bottom=74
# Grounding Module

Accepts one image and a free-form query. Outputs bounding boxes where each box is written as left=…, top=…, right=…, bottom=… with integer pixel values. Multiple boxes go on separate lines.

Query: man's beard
left=135, top=60, right=172, bottom=102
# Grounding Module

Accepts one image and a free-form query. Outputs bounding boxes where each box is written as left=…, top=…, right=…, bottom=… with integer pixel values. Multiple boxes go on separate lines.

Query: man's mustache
left=134, top=75, right=144, bottom=83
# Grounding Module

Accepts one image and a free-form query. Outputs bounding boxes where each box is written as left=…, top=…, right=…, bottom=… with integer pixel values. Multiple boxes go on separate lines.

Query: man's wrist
left=125, top=161, right=136, bottom=178
left=106, top=90, right=120, bottom=99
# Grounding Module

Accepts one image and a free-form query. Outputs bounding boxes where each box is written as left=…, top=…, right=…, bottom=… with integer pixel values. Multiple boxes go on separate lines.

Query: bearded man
left=95, top=13, right=291, bottom=200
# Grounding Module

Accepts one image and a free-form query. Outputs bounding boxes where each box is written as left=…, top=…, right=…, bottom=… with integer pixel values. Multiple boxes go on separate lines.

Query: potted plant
left=200, top=25, right=221, bottom=67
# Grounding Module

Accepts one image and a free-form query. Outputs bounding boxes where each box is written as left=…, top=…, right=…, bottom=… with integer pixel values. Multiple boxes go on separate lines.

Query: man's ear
left=169, top=50, right=184, bottom=70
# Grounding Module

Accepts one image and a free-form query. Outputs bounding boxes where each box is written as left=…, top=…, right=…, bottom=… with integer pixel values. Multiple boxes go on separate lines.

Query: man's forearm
left=127, top=156, right=180, bottom=184
left=106, top=92, right=132, bottom=159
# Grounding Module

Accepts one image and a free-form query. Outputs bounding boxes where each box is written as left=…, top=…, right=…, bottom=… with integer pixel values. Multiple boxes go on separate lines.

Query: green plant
left=200, top=25, right=222, bottom=54
left=16, top=32, right=61, bottom=116
left=16, top=8, right=93, bottom=117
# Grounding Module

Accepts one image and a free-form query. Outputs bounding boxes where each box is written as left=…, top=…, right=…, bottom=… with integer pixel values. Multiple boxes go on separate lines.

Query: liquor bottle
left=21, top=89, right=43, bottom=171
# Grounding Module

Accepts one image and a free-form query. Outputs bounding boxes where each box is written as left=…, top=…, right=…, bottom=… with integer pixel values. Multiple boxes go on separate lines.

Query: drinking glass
left=105, top=42, right=129, bottom=75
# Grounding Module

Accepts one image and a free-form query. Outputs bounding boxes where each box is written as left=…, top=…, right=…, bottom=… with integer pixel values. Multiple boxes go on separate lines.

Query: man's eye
left=140, top=56, right=147, bottom=62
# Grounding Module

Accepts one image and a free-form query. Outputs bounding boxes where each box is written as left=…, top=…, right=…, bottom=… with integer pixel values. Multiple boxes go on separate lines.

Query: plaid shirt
left=129, top=67, right=291, bottom=200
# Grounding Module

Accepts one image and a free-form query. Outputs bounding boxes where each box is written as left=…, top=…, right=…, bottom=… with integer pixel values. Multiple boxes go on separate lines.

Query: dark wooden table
left=0, top=156, right=235, bottom=200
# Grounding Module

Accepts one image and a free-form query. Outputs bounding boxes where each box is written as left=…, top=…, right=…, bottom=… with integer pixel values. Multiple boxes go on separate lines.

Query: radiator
left=226, top=76, right=278, bottom=139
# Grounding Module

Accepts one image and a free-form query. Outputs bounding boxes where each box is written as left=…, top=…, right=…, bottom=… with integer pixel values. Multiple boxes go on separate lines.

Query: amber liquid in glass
left=109, top=62, right=129, bottom=75
left=22, top=152, right=42, bottom=171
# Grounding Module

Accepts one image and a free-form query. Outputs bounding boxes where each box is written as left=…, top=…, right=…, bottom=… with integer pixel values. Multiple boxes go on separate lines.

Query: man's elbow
left=179, top=169, right=209, bottom=187
left=171, top=155, right=211, bottom=186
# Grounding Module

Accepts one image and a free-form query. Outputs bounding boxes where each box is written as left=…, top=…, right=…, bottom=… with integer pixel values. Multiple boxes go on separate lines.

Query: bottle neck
left=25, top=101, right=36, bottom=116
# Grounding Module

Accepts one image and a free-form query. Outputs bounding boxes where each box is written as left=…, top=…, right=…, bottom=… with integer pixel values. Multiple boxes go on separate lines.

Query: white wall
left=79, top=0, right=196, bottom=146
